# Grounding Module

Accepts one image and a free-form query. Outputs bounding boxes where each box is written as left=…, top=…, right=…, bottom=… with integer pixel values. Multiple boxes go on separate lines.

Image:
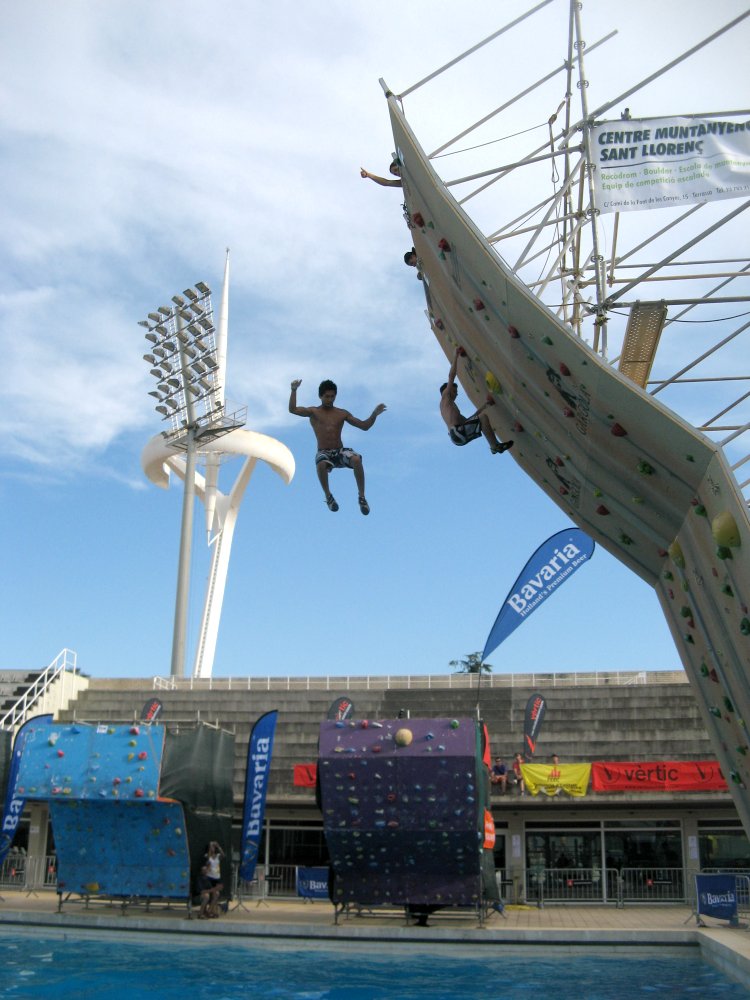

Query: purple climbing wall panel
left=318, top=717, right=484, bottom=906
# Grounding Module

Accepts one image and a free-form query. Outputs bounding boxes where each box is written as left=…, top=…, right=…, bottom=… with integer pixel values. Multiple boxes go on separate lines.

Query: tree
left=449, top=651, right=492, bottom=674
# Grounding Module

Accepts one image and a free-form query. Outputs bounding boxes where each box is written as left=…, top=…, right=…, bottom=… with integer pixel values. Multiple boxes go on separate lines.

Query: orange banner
left=592, top=761, right=726, bottom=792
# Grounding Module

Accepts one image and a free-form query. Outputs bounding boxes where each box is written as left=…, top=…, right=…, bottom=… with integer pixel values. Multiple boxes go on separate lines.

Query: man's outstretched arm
left=289, top=379, right=313, bottom=416
left=345, top=403, right=387, bottom=431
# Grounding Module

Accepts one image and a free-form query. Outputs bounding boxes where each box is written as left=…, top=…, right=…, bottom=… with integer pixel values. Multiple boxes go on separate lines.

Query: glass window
left=604, top=830, right=682, bottom=869
left=699, top=830, right=750, bottom=870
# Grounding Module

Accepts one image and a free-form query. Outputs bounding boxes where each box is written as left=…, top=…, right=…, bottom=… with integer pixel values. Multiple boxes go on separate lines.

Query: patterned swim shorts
left=448, top=419, right=482, bottom=446
left=315, top=447, right=358, bottom=468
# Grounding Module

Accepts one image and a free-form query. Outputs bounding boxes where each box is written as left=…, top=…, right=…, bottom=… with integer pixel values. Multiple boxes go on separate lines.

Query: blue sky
left=2, top=1, right=747, bottom=681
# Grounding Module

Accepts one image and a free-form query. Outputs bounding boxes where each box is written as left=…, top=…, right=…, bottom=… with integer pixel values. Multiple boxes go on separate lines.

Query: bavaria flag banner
left=482, top=528, right=595, bottom=660
left=0, top=714, right=53, bottom=867
left=239, top=710, right=278, bottom=882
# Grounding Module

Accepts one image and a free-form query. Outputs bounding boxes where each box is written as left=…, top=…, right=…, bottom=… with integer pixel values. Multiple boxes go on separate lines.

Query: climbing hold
left=508, top=325, right=520, bottom=338
left=610, top=422, right=627, bottom=437
left=486, top=372, right=502, bottom=394
left=668, top=540, right=685, bottom=568
left=722, top=584, right=734, bottom=597
left=637, top=461, right=655, bottom=476
left=710, top=706, right=722, bottom=718
left=663, top=571, right=673, bottom=580
left=438, top=238, right=451, bottom=251
left=435, top=319, right=444, bottom=330
left=361, top=720, right=369, bottom=728
left=595, top=505, right=610, bottom=516
left=473, top=298, right=485, bottom=311
left=680, top=606, right=692, bottom=619
left=57, top=749, right=64, bottom=757
left=134, top=788, right=144, bottom=798
left=693, top=504, right=707, bottom=517
left=395, top=728, right=413, bottom=747
left=563, top=407, right=574, bottom=418
left=716, top=546, right=733, bottom=561
left=130, top=726, right=140, bottom=736
left=712, top=512, right=741, bottom=548
left=138, top=751, right=148, bottom=760
left=542, top=336, right=554, bottom=346
left=512, top=421, right=524, bottom=432
left=724, top=697, right=735, bottom=713
left=620, top=534, right=634, bottom=546
left=412, top=211, right=425, bottom=227
left=740, top=618, right=750, bottom=636
left=559, top=363, right=571, bottom=376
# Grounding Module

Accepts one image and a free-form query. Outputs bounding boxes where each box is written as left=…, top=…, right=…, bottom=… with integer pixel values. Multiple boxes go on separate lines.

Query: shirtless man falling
left=440, top=347, right=513, bottom=456
left=289, top=379, right=386, bottom=515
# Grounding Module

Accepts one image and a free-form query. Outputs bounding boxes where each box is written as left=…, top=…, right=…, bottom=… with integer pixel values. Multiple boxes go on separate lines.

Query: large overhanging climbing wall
left=386, top=96, right=750, bottom=833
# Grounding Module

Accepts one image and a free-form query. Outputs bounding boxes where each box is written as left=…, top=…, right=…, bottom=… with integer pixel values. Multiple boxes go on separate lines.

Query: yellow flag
left=521, top=762, right=591, bottom=797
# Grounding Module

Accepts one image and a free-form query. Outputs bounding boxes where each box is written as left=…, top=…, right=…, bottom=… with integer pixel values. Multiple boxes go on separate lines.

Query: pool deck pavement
left=1, top=889, right=750, bottom=987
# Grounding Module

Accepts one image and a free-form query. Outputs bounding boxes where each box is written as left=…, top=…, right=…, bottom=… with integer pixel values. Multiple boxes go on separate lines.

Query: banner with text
left=0, top=715, right=53, bottom=867
left=592, top=760, right=726, bottom=792
left=239, top=710, right=277, bottom=882
left=482, top=529, right=595, bottom=660
left=592, top=115, right=750, bottom=214
left=521, top=762, right=591, bottom=798
left=695, top=873, right=739, bottom=925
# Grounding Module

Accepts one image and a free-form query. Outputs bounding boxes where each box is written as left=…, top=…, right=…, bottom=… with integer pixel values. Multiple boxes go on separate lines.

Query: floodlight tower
left=139, top=253, right=295, bottom=679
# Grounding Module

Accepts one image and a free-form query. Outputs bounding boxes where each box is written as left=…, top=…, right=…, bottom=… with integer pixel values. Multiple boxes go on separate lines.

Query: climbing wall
left=16, top=721, right=164, bottom=801
left=387, top=98, right=750, bottom=832
left=318, top=717, right=489, bottom=907
left=16, top=721, right=191, bottom=899
left=50, top=800, right=190, bottom=898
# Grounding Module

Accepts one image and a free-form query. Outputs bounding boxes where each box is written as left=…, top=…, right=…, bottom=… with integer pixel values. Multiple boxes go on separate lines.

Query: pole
left=170, top=310, right=199, bottom=679
left=170, top=428, right=197, bottom=679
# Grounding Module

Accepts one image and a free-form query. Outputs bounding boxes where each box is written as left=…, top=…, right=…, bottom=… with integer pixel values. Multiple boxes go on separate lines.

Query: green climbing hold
left=716, top=546, right=733, bottom=561
left=740, top=618, right=750, bottom=636
left=693, top=505, right=707, bottom=517
left=637, top=461, right=655, bottom=476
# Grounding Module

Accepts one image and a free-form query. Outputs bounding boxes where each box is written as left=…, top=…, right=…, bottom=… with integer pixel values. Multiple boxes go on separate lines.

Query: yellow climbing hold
left=712, top=511, right=741, bottom=548
left=485, top=372, right=502, bottom=395
left=668, top=539, right=685, bottom=569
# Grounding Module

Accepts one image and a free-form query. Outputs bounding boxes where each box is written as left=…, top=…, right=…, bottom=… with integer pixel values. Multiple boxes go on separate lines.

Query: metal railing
left=525, top=866, right=687, bottom=907
left=0, top=854, right=57, bottom=891
left=0, top=649, right=79, bottom=733
left=151, top=669, right=686, bottom=693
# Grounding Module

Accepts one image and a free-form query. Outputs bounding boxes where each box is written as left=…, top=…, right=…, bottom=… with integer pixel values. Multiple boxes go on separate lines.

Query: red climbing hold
left=412, top=212, right=425, bottom=227
left=508, top=325, right=520, bottom=338
left=559, top=363, right=571, bottom=376
left=563, top=407, right=574, bottom=418
left=438, top=238, right=451, bottom=251
left=457, top=346, right=466, bottom=356
left=513, top=421, right=524, bottom=432
left=611, top=423, right=628, bottom=437
left=596, top=505, right=610, bottom=515
left=473, top=298, right=485, bottom=311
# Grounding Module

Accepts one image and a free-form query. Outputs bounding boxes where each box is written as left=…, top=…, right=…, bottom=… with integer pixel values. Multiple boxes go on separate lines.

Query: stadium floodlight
left=138, top=278, right=248, bottom=679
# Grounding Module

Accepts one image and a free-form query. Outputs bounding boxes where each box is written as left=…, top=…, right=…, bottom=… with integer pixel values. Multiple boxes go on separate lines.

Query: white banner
left=592, top=115, right=750, bottom=214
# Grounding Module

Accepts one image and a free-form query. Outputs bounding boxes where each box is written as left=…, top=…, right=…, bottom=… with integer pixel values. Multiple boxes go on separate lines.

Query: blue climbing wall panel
left=319, top=717, right=484, bottom=906
left=16, top=722, right=163, bottom=801
left=51, top=799, right=190, bottom=899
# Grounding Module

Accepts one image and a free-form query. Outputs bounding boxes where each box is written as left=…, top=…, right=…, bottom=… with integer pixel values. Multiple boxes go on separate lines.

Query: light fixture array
left=138, top=282, right=224, bottom=440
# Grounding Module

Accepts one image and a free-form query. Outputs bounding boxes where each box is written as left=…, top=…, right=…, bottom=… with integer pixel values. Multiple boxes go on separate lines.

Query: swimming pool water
left=1, top=933, right=748, bottom=999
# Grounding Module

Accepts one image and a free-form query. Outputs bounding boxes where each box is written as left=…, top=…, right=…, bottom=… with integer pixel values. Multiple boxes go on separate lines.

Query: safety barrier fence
left=4, top=859, right=731, bottom=910
left=0, top=854, right=57, bottom=891
left=525, top=867, right=687, bottom=907
left=152, top=670, right=684, bottom=692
